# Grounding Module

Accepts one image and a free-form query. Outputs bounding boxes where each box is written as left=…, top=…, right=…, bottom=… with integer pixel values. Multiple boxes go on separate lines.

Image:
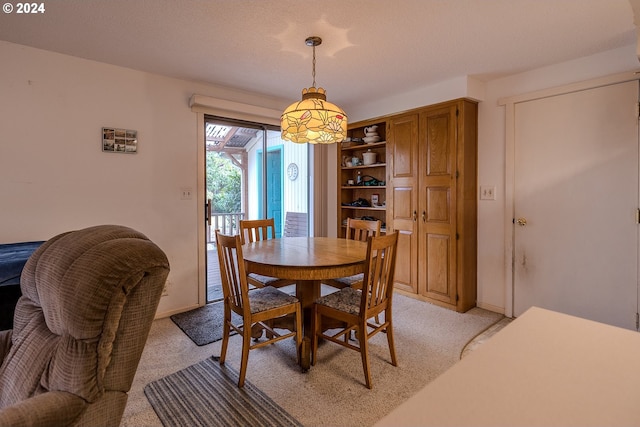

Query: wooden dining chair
left=324, top=218, right=382, bottom=289
left=311, top=231, right=399, bottom=389
left=239, top=218, right=295, bottom=289
left=215, top=230, right=303, bottom=388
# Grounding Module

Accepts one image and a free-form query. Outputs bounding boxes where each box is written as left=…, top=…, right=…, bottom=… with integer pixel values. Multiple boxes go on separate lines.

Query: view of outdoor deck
left=205, top=212, right=242, bottom=303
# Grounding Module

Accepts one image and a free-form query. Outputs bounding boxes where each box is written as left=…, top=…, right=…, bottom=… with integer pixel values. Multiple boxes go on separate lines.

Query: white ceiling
left=0, top=0, right=636, bottom=112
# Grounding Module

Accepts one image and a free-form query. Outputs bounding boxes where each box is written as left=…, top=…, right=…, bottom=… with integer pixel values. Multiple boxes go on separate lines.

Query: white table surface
left=375, top=306, right=640, bottom=427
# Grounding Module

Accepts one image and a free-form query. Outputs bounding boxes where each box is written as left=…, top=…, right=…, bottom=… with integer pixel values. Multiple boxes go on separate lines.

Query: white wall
left=0, top=41, right=289, bottom=317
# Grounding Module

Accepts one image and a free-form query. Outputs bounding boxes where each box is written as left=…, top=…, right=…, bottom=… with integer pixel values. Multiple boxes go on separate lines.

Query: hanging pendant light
left=281, top=36, right=348, bottom=144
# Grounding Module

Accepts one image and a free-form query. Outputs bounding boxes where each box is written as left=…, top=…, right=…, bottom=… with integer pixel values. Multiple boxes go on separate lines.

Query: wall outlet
left=480, top=185, right=496, bottom=200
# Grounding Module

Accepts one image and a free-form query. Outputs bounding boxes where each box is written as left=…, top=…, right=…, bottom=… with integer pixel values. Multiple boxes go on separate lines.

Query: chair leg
left=386, top=317, right=398, bottom=366
left=219, top=306, right=230, bottom=365
left=311, top=306, right=319, bottom=366
left=237, top=323, right=252, bottom=388
left=360, top=324, right=373, bottom=389
left=295, top=306, right=303, bottom=366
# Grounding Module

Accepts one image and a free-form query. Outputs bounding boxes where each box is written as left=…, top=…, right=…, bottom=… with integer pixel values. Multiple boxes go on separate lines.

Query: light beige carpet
left=122, top=294, right=503, bottom=427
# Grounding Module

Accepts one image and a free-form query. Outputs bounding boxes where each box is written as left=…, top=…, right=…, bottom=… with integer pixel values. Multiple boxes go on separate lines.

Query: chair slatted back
left=346, top=218, right=381, bottom=242
left=283, top=212, right=308, bottom=237
left=239, top=218, right=276, bottom=244
left=238, top=218, right=296, bottom=289
left=361, top=231, right=399, bottom=315
left=215, top=230, right=250, bottom=316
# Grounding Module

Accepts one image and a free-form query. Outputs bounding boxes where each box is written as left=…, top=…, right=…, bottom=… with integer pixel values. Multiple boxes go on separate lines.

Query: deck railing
left=207, top=212, right=245, bottom=243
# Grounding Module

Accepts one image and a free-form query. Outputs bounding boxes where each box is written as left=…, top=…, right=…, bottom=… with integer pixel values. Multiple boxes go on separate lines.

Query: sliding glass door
left=204, top=116, right=310, bottom=302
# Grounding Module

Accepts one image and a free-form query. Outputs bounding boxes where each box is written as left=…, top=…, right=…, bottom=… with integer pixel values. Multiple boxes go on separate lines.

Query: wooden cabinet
left=337, top=99, right=477, bottom=312
left=387, top=99, right=477, bottom=312
left=337, top=120, right=388, bottom=237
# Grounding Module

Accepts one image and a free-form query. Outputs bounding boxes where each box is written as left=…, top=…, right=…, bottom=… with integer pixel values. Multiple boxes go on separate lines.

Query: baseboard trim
left=476, top=301, right=506, bottom=316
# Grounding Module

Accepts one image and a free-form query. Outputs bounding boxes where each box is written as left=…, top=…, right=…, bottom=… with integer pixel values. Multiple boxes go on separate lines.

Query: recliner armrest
left=0, top=391, right=87, bottom=427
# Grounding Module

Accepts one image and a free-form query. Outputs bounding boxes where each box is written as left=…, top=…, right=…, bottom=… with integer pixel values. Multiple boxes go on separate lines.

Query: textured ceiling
left=0, top=0, right=636, bottom=112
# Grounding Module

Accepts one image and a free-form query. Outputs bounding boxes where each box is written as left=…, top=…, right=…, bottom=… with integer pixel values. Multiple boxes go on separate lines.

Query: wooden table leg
left=296, top=280, right=320, bottom=371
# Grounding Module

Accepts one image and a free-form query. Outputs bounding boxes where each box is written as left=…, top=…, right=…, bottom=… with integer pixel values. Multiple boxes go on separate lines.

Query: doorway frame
left=499, top=70, right=640, bottom=319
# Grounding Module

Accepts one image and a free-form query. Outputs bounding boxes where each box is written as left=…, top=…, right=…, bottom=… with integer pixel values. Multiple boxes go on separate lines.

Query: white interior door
left=513, top=80, right=639, bottom=330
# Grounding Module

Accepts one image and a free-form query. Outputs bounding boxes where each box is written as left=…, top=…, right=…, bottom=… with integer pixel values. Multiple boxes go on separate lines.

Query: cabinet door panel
left=388, top=114, right=419, bottom=293
left=390, top=186, right=418, bottom=293
left=392, top=187, right=413, bottom=219
left=426, top=115, right=452, bottom=176
left=426, top=186, right=450, bottom=223
left=425, top=233, right=451, bottom=299
left=395, top=230, right=417, bottom=293
left=390, top=115, right=418, bottom=178
left=419, top=106, right=457, bottom=302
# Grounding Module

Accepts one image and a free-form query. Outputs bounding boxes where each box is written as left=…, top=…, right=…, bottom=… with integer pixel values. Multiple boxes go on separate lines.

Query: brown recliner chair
left=0, top=225, right=169, bottom=427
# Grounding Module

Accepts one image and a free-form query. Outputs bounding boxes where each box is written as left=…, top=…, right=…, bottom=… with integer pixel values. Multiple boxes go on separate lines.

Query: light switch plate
left=180, top=187, right=193, bottom=200
left=480, top=185, right=496, bottom=200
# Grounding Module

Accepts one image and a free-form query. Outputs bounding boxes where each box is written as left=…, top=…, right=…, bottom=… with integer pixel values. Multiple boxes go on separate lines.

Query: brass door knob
left=516, top=218, right=527, bottom=226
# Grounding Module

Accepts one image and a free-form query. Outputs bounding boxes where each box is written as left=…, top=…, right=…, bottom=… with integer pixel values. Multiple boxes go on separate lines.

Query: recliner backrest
left=0, top=225, right=169, bottom=425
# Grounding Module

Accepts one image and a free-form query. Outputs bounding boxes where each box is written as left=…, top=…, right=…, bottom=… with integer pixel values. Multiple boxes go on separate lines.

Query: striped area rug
left=144, top=357, right=301, bottom=427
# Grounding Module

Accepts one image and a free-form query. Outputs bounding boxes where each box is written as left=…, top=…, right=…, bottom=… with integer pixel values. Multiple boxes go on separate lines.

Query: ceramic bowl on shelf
left=363, top=136, right=380, bottom=144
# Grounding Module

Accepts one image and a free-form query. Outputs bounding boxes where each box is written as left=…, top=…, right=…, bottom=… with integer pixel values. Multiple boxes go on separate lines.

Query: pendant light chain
left=311, top=44, right=316, bottom=88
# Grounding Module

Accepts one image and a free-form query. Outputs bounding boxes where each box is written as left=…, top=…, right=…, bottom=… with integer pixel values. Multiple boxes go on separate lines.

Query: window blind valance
left=189, top=94, right=282, bottom=127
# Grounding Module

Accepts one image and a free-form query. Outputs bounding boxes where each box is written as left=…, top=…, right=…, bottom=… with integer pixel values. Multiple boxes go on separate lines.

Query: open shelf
left=338, top=121, right=387, bottom=238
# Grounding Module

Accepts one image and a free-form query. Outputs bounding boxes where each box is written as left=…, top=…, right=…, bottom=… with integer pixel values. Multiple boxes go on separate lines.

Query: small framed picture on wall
left=102, top=127, right=137, bottom=154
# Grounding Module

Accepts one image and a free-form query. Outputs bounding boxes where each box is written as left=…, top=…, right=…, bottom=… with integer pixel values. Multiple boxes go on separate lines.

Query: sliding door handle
left=206, top=199, right=212, bottom=226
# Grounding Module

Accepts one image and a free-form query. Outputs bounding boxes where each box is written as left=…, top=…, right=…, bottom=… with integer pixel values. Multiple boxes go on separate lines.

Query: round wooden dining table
left=242, top=236, right=368, bottom=370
